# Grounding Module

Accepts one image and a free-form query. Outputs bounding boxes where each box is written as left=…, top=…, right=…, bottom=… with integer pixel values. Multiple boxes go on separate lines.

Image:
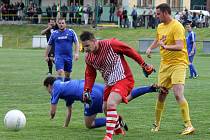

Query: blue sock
left=92, top=118, right=106, bottom=128
left=189, top=64, right=193, bottom=78
left=64, top=77, right=71, bottom=82
left=131, top=86, right=156, bottom=99
left=191, top=64, right=197, bottom=76
left=56, top=76, right=64, bottom=81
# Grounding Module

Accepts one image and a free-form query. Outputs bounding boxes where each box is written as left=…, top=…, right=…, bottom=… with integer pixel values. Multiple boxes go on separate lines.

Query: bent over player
left=43, top=76, right=161, bottom=129
left=80, top=31, right=155, bottom=140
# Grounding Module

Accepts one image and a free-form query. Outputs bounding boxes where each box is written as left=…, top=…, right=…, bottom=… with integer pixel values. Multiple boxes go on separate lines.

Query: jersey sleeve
left=51, top=82, right=61, bottom=105
left=84, top=63, right=97, bottom=92
left=173, top=23, right=185, bottom=41
left=110, top=38, right=145, bottom=67
left=48, top=32, right=55, bottom=46
left=191, top=32, right=196, bottom=42
left=69, top=29, right=79, bottom=44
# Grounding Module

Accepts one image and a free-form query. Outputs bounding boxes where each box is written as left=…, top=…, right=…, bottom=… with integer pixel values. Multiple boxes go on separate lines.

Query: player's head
left=156, top=3, right=171, bottom=23
left=43, top=76, right=56, bottom=94
left=80, top=31, right=97, bottom=53
left=49, top=18, right=56, bottom=27
left=57, top=18, right=66, bottom=31
left=185, top=23, right=192, bottom=32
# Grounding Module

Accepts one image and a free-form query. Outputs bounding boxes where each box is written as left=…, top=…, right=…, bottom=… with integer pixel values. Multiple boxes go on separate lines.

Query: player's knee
left=158, top=92, right=168, bottom=102
left=85, top=123, right=92, bottom=129
left=106, top=101, right=117, bottom=110
left=174, top=95, right=185, bottom=102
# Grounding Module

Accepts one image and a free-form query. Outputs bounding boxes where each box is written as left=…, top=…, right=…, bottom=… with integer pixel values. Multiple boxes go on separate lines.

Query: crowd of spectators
left=0, top=0, right=24, bottom=21
left=0, top=1, right=209, bottom=28
left=175, top=9, right=209, bottom=28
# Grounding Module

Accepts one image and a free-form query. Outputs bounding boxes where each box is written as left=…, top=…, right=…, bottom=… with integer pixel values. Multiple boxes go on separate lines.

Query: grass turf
left=0, top=25, right=210, bottom=140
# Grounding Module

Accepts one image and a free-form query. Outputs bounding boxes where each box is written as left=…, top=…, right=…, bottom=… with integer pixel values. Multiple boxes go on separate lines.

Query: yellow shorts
left=158, top=63, right=187, bottom=89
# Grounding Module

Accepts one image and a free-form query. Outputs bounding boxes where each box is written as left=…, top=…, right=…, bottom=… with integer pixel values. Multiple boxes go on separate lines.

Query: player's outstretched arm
left=63, top=106, right=72, bottom=127
left=146, top=39, right=159, bottom=58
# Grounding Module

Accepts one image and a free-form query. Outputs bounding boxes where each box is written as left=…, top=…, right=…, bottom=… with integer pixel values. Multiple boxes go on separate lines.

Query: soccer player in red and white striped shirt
left=80, top=31, right=155, bottom=140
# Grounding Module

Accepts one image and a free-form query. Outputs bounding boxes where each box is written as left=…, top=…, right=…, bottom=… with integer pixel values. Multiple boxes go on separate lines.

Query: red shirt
left=84, top=38, right=145, bottom=91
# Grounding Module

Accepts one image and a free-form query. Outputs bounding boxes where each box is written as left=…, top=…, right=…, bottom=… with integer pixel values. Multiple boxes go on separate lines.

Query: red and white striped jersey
left=84, top=38, right=145, bottom=91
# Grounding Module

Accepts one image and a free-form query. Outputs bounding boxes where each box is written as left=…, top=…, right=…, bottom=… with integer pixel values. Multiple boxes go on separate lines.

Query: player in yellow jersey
left=146, top=3, right=195, bottom=135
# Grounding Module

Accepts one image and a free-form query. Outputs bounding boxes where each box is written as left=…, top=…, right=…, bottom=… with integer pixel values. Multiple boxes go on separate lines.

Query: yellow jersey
left=156, top=19, right=188, bottom=65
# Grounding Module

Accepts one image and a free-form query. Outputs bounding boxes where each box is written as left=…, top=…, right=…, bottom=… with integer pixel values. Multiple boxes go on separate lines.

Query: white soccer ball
left=4, top=109, right=26, bottom=131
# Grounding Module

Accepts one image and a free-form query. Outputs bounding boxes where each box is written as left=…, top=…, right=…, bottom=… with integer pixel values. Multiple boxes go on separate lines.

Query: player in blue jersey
left=44, top=18, right=80, bottom=81
left=43, top=76, right=166, bottom=129
left=186, top=23, right=198, bottom=79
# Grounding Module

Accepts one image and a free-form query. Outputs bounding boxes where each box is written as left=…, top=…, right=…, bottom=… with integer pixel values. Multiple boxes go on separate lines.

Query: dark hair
left=80, top=31, right=95, bottom=41
left=185, top=23, right=192, bottom=27
left=50, top=18, right=56, bottom=21
left=156, top=3, right=171, bottom=15
left=43, top=76, right=56, bottom=87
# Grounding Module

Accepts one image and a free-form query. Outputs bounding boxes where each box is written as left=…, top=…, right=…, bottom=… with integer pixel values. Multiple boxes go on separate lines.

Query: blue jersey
left=51, top=79, right=104, bottom=116
left=48, top=29, right=79, bottom=58
left=186, top=31, right=196, bottom=53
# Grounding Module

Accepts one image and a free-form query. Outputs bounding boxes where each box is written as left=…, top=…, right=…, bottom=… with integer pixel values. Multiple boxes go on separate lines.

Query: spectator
left=52, top=3, right=57, bottom=18
left=122, top=8, right=128, bottom=28
left=61, top=3, right=68, bottom=20
left=97, top=5, right=103, bottom=23
left=116, top=7, right=123, bottom=28
left=37, top=6, right=42, bottom=24
left=83, top=5, right=89, bottom=25
left=46, top=5, right=52, bottom=20
left=131, top=6, right=137, bottom=28
left=109, top=3, right=115, bottom=22
left=69, top=3, right=74, bottom=24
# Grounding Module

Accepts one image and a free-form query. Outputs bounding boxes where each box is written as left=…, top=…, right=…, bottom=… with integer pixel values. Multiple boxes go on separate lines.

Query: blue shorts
left=84, top=84, right=104, bottom=116
left=55, top=56, right=72, bottom=72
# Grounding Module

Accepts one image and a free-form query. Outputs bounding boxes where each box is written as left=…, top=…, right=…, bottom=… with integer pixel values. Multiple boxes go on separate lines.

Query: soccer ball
left=4, top=109, right=26, bottom=131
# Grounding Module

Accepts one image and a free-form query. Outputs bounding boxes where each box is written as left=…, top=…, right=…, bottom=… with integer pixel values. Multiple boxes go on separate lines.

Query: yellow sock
left=155, top=100, right=165, bottom=126
left=179, top=100, right=191, bottom=126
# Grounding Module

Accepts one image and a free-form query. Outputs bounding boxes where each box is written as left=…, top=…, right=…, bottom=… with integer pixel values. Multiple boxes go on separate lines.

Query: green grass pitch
left=0, top=26, right=210, bottom=140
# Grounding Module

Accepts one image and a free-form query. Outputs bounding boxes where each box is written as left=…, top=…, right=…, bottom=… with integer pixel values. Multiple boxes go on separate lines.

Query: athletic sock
left=106, top=109, right=118, bottom=139
left=92, top=118, right=106, bottom=128
left=48, top=60, right=53, bottom=74
left=131, top=86, right=156, bottom=99
left=179, top=100, right=192, bottom=127
left=155, top=100, right=165, bottom=126
left=191, top=64, right=197, bottom=77
left=189, top=64, right=193, bottom=78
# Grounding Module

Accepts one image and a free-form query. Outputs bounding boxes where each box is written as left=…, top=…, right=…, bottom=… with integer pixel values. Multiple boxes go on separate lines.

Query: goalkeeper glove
left=83, top=89, right=92, bottom=105
left=142, top=63, right=156, bottom=78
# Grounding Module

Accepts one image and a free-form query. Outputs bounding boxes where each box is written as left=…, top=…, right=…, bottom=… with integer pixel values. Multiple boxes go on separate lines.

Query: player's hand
left=146, top=48, right=152, bottom=58
left=74, top=53, right=79, bottom=61
left=142, top=63, right=156, bottom=78
left=47, top=23, right=52, bottom=29
left=45, top=56, right=49, bottom=62
left=190, top=50, right=194, bottom=56
left=82, top=90, right=92, bottom=105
